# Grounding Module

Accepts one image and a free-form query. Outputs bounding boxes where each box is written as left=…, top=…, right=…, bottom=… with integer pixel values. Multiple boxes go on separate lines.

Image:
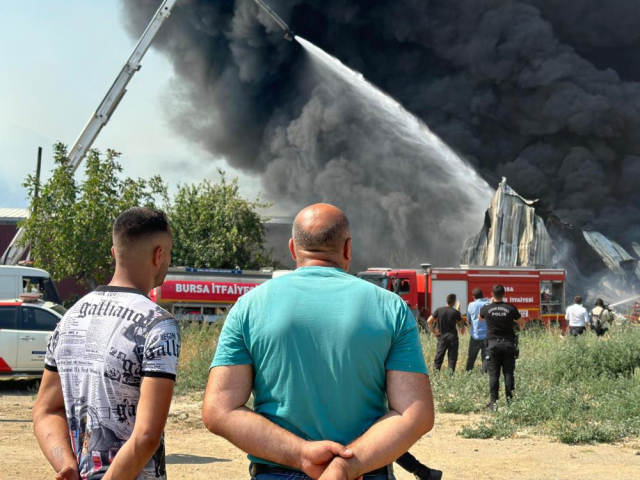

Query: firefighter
left=591, top=298, right=612, bottom=336
left=479, top=284, right=525, bottom=409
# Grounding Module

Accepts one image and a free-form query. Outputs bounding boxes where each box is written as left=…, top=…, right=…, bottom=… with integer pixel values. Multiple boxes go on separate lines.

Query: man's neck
left=296, top=259, right=343, bottom=269
left=109, top=269, right=152, bottom=295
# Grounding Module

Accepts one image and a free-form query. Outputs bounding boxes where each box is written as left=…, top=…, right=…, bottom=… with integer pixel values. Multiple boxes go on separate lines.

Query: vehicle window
left=21, top=307, right=60, bottom=331
left=399, top=279, right=411, bottom=294
left=22, top=276, right=62, bottom=304
left=0, top=306, right=17, bottom=329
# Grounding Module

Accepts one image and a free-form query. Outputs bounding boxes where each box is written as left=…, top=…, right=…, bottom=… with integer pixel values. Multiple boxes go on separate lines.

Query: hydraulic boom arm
left=2, top=0, right=178, bottom=265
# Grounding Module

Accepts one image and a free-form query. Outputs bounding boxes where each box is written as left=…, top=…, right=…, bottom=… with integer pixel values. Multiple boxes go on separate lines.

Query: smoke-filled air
left=122, top=0, right=640, bottom=270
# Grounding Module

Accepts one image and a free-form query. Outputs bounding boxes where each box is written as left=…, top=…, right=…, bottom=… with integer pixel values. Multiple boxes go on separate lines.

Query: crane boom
left=3, top=0, right=178, bottom=265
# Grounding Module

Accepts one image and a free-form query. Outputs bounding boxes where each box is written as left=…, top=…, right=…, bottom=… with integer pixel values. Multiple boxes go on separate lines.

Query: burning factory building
left=462, top=178, right=640, bottom=304
left=122, top=1, right=640, bottom=301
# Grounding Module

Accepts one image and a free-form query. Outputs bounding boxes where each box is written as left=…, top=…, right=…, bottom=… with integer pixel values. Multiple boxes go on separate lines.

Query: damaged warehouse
left=462, top=178, right=640, bottom=303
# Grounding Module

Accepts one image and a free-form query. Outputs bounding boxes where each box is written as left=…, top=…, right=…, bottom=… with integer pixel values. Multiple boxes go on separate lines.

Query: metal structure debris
left=461, top=178, right=553, bottom=268
left=461, top=178, right=639, bottom=304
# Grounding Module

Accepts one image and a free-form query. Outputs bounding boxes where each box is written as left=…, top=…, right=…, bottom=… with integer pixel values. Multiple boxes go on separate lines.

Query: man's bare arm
left=202, top=365, right=352, bottom=479
left=33, top=370, right=79, bottom=480
left=426, top=316, right=438, bottom=336
left=319, top=370, right=434, bottom=480
left=103, top=376, right=175, bottom=480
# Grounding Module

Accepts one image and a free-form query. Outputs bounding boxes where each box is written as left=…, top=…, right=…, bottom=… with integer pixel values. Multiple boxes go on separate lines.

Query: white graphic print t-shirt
left=45, top=286, right=180, bottom=479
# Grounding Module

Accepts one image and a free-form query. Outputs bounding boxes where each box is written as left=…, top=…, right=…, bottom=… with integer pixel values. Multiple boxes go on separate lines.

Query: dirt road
left=1, top=384, right=639, bottom=479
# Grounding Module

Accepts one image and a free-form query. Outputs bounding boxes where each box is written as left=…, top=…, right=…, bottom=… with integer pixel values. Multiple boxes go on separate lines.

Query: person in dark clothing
left=396, top=452, right=443, bottom=480
left=479, top=285, right=526, bottom=408
left=428, top=293, right=465, bottom=372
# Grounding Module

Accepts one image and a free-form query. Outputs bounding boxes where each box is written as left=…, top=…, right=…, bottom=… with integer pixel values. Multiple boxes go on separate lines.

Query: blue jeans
left=249, top=463, right=396, bottom=479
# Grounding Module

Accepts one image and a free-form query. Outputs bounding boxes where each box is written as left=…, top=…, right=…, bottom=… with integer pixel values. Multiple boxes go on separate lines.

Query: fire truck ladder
left=2, top=0, right=178, bottom=265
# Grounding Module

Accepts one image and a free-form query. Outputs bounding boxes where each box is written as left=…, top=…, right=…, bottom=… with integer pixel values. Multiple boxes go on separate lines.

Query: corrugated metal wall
left=0, top=223, right=18, bottom=254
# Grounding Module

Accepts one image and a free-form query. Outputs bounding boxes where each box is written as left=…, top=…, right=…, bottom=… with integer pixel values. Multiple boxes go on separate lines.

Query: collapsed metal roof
left=583, top=231, right=640, bottom=279
left=461, top=178, right=553, bottom=268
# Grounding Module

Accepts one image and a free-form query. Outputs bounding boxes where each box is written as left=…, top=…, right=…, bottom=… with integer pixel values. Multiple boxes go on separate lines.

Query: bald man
left=203, top=204, right=434, bottom=480
left=34, top=207, right=180, bottom=480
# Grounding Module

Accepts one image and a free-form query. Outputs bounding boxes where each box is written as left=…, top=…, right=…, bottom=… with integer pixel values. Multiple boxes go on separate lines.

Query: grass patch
left=426, top=326, right=640, bottom=444
left=175, top=320, right=224, bottom=395
left=176, top=319, right=640, bottom=444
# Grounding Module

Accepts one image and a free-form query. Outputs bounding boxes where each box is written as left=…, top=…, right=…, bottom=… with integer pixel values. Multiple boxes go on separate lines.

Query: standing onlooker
left=479, top=285, right=525, bottom=408
left=590, top=298, right=612, bottom=337
left=33, top=208, right=180, bottom=480
left=428, top=293, right=465, bottom=373
left=466, top=288, right=490, bottom=373
left=202, top=204, right=434, bottom=480
left=565, top=296, right=591, bottom=336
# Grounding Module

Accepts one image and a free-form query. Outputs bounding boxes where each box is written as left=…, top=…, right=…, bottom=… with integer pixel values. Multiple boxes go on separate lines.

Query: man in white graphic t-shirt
left=33, top=207, right=180, bottom=480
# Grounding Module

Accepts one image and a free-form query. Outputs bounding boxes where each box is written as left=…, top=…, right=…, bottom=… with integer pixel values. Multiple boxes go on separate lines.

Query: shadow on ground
left=166, top=454, right=232, bottom=465
left=0, top=378, right=39, bottom=395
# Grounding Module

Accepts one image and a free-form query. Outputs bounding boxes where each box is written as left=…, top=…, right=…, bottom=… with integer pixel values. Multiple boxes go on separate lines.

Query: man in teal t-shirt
left=202, top=204, right=434, bottom=480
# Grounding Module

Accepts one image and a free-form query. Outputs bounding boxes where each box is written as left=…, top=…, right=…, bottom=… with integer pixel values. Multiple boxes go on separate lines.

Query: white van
left=0, top=266, right=62, bottom=305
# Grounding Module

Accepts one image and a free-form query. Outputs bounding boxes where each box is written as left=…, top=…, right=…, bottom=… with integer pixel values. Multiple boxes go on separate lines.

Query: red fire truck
left=357, top=265, right=567, bottom=330
left=150, top=267, right=273, bottom=321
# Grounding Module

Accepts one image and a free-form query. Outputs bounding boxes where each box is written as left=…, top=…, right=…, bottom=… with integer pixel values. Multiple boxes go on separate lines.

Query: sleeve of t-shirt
left=432, top=308, right=440, bottom=319
left=512, top=305, right=521, bottom=320
left=211, top=305, right=253, bottom=368
left=455, top=310, right=463, bottom=322
left=141, top=319, right=181, bottom=381
left=479, top=305, right=489, bottom=319
left=44, top=325, right=60, bottom=372
left=385, top=301, right=428, bottom=375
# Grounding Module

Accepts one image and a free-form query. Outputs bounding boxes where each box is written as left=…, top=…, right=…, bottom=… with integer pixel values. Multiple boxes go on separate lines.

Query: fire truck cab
left=150, top=267, right=273, bottom=321
left=358, top=265, right=567, bottom=329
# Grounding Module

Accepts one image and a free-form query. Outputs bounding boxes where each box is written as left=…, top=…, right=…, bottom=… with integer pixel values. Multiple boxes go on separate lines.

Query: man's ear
left=344, top=237, right=352, bottom=261
left=153, top=246, right=164, bottom=267
left=288, top=238, right=297, bottom=261
left=111, top=246, right=116, bottom=259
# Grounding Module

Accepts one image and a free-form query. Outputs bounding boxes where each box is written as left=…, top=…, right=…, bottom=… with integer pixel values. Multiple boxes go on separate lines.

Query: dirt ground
left=1, top=381, right=639, bottom=480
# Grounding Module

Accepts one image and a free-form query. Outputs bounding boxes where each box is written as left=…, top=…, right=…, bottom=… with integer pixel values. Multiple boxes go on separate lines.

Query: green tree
left=169, top=170, right=281, bottom=269
left=20, top=142, right=167, bottom=289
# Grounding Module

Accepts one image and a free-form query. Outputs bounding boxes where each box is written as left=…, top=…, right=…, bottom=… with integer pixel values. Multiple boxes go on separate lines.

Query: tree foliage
left=169, top=170, right=281, bottom=270
left=20, top=143, right=167, bottom=289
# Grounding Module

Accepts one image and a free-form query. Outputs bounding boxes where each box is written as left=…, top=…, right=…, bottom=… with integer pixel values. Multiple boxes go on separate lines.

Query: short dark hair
left=113, top=207, right=170, bottom=245
left=492, top=284, right=505, bottom=298
left=292, top=212, right=350, bottom=250
left=595, top=298, right=604, bottom=307
left=472, top=288, right=483, bottom=299
left=446, top=293, right=457, bottom=305
left=574, top=295, right=582, bottom=304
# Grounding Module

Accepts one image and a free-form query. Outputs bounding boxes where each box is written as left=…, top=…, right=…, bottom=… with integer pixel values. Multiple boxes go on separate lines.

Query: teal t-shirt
left=211, top=266, right=427, bottom=462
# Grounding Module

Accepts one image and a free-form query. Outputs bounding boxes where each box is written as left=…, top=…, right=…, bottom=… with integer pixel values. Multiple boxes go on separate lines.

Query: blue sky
left=0, top=0, right=259, bottom=208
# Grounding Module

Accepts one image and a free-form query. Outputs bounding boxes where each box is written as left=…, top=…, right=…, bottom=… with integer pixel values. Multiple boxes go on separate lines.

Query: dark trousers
left=434, top=333, right=458, bottom=372
left=570, top=326, right=586, bottom=337
left=396, top=452, right=427, bottom=474
left=487, top=338, right=516, bottom=403
left=466, top=337, right=488, bottom=373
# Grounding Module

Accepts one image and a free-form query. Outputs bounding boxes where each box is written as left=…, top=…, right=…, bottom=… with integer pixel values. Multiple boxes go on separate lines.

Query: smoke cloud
left=122, top=0, right=640, bottom=269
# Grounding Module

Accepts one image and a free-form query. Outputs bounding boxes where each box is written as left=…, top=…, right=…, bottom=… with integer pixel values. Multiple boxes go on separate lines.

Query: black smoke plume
left=122, top=0, right=640, bottom=270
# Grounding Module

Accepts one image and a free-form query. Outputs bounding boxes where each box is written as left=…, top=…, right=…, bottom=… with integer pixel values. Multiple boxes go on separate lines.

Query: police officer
left=479, top=284, right=526, bottom=408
